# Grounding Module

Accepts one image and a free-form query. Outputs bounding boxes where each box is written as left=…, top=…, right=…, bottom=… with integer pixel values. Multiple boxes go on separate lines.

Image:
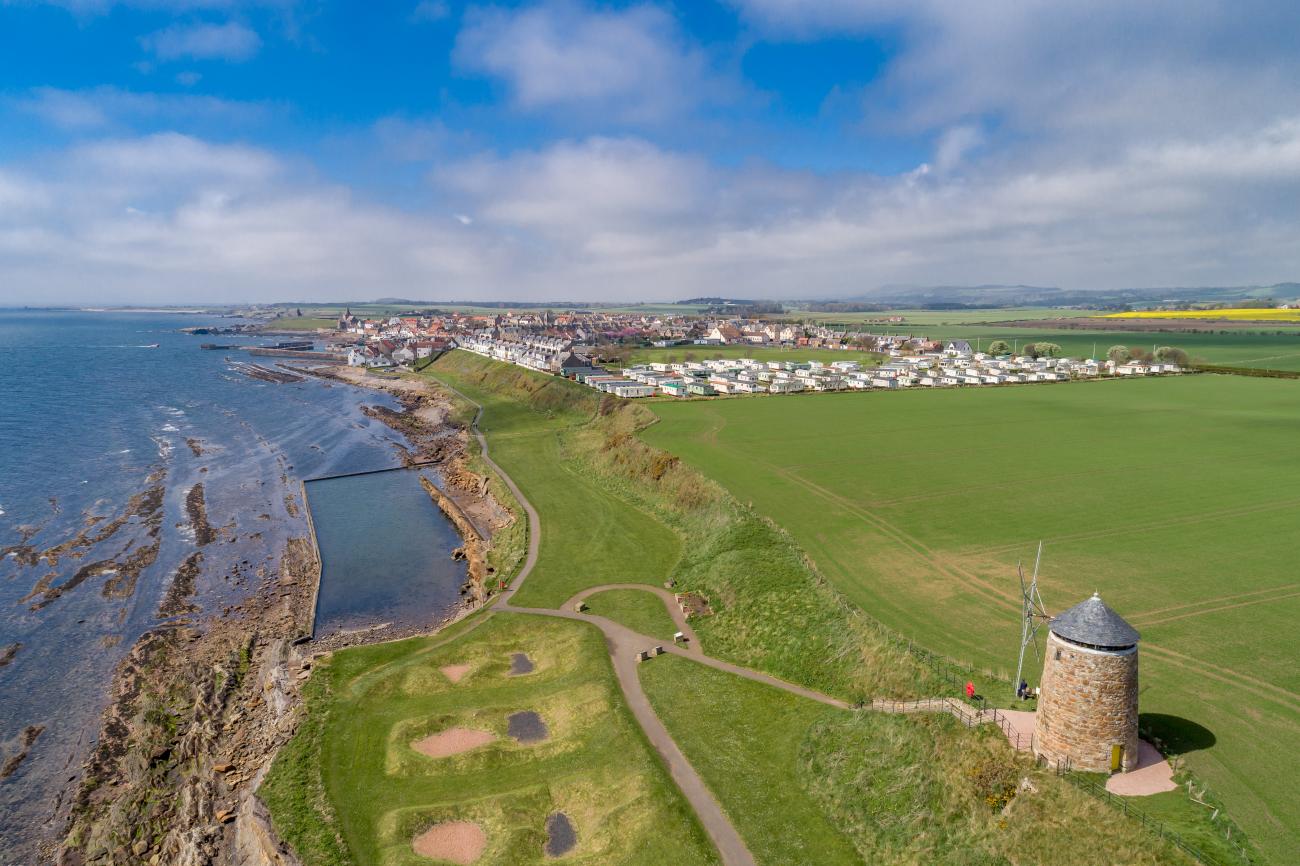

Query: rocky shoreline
left=51, top=367, right=512, bottom=865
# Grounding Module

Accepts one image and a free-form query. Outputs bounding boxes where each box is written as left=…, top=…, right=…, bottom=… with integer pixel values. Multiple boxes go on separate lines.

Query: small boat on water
left=141, top=343, right=160, bottom=348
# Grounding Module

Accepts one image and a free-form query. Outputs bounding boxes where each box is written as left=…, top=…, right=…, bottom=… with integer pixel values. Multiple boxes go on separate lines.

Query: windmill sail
left=1014, top=542, right=1050, bottom=697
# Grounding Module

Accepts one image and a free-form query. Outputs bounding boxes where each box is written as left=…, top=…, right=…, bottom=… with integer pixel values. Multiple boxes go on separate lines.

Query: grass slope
left=641, top=654, right=1198, bottom=866
left=643, top=375, right=1297, bottom=864
left=422, top=350, right=940, bottom=701
left=420, top=354, right=682, bottom=608
left=261, top=612, right=718, bottom=866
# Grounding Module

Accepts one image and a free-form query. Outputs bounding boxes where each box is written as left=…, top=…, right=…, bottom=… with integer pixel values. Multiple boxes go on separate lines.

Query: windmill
left=1014, top=541, right=1051, bottom=698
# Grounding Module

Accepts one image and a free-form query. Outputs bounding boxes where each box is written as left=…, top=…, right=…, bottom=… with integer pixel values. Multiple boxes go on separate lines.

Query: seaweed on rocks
left=0, top=724, right=44, bottom=779
left=186, top=483, right=216, bottom=547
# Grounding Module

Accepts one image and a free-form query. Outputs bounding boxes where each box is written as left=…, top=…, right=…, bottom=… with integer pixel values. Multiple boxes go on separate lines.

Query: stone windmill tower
left=1032, top=593, right=1140, bottom=773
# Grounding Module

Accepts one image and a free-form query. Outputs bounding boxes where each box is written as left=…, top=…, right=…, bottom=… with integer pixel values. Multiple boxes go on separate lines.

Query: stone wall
left=1033, top=631, right=1139, bottom=773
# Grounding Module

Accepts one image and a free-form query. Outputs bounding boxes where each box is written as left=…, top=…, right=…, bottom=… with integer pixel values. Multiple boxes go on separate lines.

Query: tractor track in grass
left=1130, top=582, right=1300, bottom=620
left=757, top=449, right=1300, bottom=715
left=964, top=494, right=1300, bottom=557
left=1132, top=586, right=1300, bottom=628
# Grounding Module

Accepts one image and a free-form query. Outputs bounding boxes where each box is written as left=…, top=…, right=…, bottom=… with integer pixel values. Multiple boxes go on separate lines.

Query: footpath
left=437, top=377, right=1030, bottom=866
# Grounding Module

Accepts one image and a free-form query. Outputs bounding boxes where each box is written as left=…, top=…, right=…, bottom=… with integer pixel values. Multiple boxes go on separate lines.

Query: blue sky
left=2, top=0, right=1299, bottom=303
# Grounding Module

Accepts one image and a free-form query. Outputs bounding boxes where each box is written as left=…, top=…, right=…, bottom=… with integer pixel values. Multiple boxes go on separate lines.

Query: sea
left=0, top=309, right=459, bottom=857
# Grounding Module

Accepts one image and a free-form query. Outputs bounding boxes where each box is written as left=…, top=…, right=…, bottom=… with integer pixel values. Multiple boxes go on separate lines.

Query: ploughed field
left=642, top=374, right=1300, bottom=864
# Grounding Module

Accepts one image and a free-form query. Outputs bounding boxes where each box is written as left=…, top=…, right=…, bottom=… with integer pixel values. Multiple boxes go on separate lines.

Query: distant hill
left=828, top=283, right=1300, bottom=307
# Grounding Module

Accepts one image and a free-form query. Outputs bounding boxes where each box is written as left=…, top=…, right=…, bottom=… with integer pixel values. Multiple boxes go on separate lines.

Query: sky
left=1, top=0, right=1299, bottom=304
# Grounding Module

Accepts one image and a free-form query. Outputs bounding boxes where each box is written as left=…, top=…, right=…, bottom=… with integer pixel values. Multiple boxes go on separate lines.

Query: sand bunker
left=544, top=812, right=576, bottom=857
left=509, top=652, right=535, bottom=675
left=413, top=821, right=486, bottom=864
left=507, top=711, right=549, bottom=744
left=441, top=664, right=472, bottom=683
left=412, top=728, right=496, bottom=758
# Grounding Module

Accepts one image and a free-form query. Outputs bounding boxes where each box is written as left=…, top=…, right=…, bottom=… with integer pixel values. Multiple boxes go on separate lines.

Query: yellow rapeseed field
left=1102, top=308, right=1300, bottom=321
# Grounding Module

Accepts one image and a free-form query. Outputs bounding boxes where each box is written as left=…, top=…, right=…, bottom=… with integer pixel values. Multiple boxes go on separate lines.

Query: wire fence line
left=861, top=615, right=1253, bottom=864
left=867, top=696, right=1241, bottom=866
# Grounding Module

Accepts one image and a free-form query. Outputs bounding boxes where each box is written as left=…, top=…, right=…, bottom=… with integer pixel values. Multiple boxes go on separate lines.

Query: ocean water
left=307, top=468, right=469, bottom=638
left=0, top=310, right=437, bottom=854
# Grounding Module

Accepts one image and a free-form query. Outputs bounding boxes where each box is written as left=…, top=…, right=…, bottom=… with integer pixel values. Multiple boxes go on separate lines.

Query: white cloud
left=11, top=86, right=265, bottom=129
left=73, top=132, right=278, bottom=182
left=141, top=21, right=262, bottom=62
left=730, top=1, right=1300, bottom=150
left=410, top=0, right=448, bottom=22
left=454, top=1, right=729, bottom=123
left=5, top=123, right=1300, bottom=305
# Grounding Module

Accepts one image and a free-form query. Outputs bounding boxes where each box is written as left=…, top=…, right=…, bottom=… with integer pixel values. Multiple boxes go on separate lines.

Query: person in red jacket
left=965, top=681, right=976, bottom=700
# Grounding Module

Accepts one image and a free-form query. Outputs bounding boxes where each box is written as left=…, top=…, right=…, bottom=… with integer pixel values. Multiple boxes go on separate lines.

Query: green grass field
left=262, top=316, right=337, bottom=330
left=642, top=375, right=1300, bottom=864
left=418, top=356, right=683, bottom=609
left=260, top=612, right=719, bottom=866
left=640, top=654, right=1199, bottom=866
left=909, top=325, right=1300, bottom=370
left=582, top=589, right=679, bottom=642
left=786, top=307, right=1107, bottom=325
left=422, top=350, right=942, bottom=701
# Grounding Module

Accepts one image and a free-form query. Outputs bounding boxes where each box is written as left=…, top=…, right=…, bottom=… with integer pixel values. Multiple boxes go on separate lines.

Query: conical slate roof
left=1049, top=593, right=1140, bottom=649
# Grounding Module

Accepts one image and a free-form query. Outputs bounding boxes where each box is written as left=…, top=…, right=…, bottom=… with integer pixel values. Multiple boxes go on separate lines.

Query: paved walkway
left=1106, top=741, right=1178, bottom=796
left=438, top=380, right=756, bottom=866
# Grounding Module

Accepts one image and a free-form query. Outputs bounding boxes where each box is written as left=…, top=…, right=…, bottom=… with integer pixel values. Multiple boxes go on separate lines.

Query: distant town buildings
left=320, top=308, right=1180, bottom=397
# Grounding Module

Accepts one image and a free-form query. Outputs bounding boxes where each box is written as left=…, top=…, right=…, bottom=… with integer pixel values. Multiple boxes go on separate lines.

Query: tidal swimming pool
left=306, top=468, right=468, bottom=638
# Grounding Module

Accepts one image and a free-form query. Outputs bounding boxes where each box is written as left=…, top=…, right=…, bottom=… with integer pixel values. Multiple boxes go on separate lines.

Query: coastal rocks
left=12, top=469, right=168, bottom=611
left=0, top=642, right=23, bottom=669
left=186, top=483, right=217, bottom=547
left=56, top=540, right=320, bottom=866
left=0, top=724, right=45, bottom=779
left=156, top=552, right=204, bottom=618
left=420, top=477, right=489, bottom=602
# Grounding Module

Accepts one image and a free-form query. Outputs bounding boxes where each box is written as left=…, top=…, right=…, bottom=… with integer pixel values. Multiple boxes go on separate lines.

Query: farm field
left=1104, top=309, right=1300, bottom=322
left=260, top=316, right=336, bottom=330
left=642, top=375, right=1300, bottom=864
left=260, top=612, right=718, bottom=866
left=909, top=325, right=1300, bottom=370
left=788, top=307, right=1106, bottom=325
left=626, top=344, right=881, bottom=367
left=640, top=655, right=1200, bottom=866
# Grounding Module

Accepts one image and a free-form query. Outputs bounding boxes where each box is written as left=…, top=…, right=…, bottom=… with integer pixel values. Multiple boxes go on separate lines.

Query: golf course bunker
left=412, top=821, right=486, bottom=864
left=544, top=812, right=577, bottom=857
left=507, top=711, right=549, bottom=744
left=441, top=664, right=472, bottom=684
left=412, top=728, right=496, bottom=758
left=508, top=652, right=535, bottom=675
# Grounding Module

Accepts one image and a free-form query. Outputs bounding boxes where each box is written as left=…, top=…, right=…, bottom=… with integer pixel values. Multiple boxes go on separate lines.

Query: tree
left=987, top=340, right=1011, bottom=356
left=1155, top=346, right=1189, bottom=365
left=1108, top=345, right=1131, bottom=364
left=1035, top=342, right=1063, bottom=358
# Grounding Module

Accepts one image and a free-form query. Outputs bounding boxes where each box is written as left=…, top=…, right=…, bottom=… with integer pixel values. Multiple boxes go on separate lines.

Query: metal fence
left=1054, top=769, right=1220, bottom=865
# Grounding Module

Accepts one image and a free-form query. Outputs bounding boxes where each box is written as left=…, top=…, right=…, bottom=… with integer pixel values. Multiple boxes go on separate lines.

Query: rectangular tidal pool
left=305, top=467, right=468, bottom=638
